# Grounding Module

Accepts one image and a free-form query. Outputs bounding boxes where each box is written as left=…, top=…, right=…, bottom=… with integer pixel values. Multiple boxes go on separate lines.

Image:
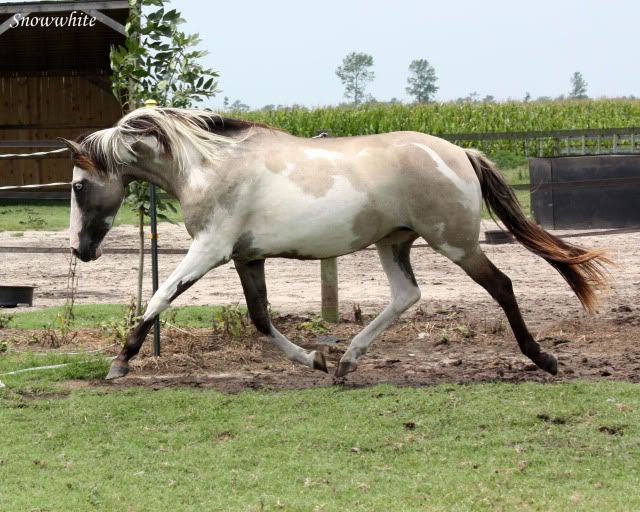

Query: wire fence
left=0, top=147, right=68, bottom=159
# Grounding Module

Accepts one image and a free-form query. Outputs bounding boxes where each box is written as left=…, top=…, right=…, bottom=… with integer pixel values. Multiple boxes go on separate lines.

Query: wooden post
left=321, top=258, right=338, bottom=323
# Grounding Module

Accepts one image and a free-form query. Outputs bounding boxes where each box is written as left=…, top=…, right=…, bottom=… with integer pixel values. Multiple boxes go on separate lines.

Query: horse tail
left=464, top=148, right=610, bottom=313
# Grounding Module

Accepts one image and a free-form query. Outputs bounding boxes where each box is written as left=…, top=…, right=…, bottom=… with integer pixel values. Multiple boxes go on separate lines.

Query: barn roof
left=0, top=1, right=128, bottom=75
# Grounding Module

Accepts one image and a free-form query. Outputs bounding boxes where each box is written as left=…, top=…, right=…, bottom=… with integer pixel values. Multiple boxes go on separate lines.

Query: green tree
left=228, top=99, right=250, bottom=112
left=405, top=59, right=438, bottom=103
left=110, top=0, right=219, bottom=110
left=569, top=71, right=588, bottom=99
left=110, top=0, right=219, bottom=314
left=335, top=52, right=375, bottom=106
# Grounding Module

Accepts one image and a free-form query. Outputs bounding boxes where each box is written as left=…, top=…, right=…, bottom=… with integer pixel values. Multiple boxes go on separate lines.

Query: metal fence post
left=321, top=258, right=338, bottom=323
left=144, top=98, right=161, bottom=356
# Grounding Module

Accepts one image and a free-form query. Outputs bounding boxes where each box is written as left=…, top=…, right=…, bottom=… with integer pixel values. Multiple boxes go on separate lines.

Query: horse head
left=58, top=137, right=127, bottom=262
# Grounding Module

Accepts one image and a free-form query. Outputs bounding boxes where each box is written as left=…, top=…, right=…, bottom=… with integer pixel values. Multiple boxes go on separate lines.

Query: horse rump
left=464, top=148, right=610, bottom=313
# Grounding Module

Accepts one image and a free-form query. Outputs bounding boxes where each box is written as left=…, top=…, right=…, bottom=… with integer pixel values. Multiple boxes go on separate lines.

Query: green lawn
left=1, top=304, right=245, bottom=330
left=0, top=199, right=182, bottom=232
left=0, top=348, right=638, bottom=511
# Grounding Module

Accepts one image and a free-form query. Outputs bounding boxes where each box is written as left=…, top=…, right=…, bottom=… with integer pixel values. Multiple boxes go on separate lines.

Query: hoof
left=533, top=352, right=558, bottom=375
left=334, top=360, right=358, bottom=379
left=312, top=351, right=328, bottom=373
left=105, top=360, right=129, bottom=380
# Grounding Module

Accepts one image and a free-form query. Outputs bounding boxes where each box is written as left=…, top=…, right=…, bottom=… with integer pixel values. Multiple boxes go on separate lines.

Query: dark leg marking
left=235, top=259, right=271, bottom=335
left=106, top=318, right=155, bottom=380
left=391, top=240, right=418, bottom=287
left=106, top=279, right=198, bottom=380
left=235, top=259, right=328, bottom=373
left=461, top=254, right=557, bottom=375
left=169, top=279, right=196, bottom=302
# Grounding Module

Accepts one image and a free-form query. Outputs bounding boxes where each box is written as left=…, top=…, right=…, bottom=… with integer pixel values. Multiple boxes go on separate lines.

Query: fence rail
left=441, top=127, right=640, bottom=157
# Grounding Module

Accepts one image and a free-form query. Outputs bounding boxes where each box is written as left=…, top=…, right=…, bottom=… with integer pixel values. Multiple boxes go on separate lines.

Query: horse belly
left=247, top=174, right=373, bottom=259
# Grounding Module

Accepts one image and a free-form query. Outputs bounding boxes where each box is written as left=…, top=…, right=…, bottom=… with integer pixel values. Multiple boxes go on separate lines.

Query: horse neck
left=123, top=157, right=183, bottom=200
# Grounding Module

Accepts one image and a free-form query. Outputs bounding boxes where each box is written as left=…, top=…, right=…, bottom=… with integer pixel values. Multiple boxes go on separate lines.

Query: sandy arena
left=1, top=220, right=638, bottom=389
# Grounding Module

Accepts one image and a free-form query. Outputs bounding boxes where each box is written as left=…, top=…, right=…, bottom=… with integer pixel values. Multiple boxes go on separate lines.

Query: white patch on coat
left=104, top=216, right=114, bottom=228
left=437, top=242, right=466, bottom=262
left=304, top=148, right=345, bottom=161
left=247, top=172, right=369, bottom=258
left=280, top=162, right=297, bottom=178
left=143, top=234, right=233, bottom=321
left=411, top=143, right=480, bottom=210
left=188, top=166, right=209, bottom=190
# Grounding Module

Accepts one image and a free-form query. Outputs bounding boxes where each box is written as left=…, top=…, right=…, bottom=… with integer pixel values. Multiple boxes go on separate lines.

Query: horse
left=58, top=107, right=610, bottom=380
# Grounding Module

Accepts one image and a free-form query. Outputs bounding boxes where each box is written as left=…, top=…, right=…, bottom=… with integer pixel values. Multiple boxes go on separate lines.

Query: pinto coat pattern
left=59, top=107, right=610, bottom=380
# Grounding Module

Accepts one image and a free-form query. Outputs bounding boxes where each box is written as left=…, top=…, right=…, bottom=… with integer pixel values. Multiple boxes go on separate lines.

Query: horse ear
left=57, top=137, right=83, bottom=156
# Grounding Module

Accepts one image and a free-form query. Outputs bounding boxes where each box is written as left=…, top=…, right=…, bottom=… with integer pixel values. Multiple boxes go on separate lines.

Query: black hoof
left=312, top=351, right=328, bottom=373
left=105, top=360, right=129, bottom=380
left=533, top=352, right=558, bottom=375
left=334, top=360, right=357, bottom=379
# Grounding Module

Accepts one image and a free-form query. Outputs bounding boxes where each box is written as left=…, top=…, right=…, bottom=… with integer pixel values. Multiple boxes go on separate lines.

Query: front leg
left=106, top=239, right=230, bottom=379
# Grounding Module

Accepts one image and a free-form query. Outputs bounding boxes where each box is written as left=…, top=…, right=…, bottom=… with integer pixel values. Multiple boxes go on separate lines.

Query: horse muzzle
left=71, top=244, right=103, bottom=262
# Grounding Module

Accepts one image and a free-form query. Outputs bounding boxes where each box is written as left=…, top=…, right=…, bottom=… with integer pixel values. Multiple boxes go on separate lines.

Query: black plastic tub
left=485, top=230, right=514, bottom=244
left=529, top=155, right=640, bottom=229
left=0, top=286, right=34, bottom=307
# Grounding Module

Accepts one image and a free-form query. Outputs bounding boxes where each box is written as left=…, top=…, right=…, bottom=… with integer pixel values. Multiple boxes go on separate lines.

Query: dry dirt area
left=1, top=221, right=639, bottom=389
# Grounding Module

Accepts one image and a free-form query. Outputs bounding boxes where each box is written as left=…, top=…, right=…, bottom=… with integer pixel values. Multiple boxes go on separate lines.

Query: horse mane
left=78, top=108, right=272, bottom=174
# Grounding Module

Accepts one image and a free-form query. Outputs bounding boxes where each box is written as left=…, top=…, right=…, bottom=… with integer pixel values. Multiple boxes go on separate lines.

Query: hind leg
left=455, top=248, right=557, bottom=374
left=235, top=259, right=327, bottom=372
left=336, top=231, right=421, bottom=378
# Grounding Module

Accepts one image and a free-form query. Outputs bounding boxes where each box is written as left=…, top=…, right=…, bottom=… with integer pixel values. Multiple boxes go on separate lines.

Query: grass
left=0, top=199, right=182, bottom=232
left=2, top=304, right=246, bottom=330
left=0, top=364, right=639, bottom=511
left=0, top=351, right=110, bottom=390
left=503, top=164, right=531, bottom=217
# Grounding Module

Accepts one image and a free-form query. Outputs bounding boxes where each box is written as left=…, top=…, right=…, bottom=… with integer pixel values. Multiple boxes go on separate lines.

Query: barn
left=0, top=0, right=128, bottom=198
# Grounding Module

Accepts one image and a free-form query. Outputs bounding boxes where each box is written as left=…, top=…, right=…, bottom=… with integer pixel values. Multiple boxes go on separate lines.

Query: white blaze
left=69, top=167, right=104, bottom=258
left=69, top=166, right=88, bottom=251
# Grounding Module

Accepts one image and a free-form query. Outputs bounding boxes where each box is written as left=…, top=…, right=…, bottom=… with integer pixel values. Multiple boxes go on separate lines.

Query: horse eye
left=73, top=182, right=84, bottom=192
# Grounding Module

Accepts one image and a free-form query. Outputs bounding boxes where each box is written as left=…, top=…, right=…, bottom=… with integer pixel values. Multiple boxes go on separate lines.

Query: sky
left=2, top=0, right=637, bottom=109
left=176, top=0, right=638, bottom=110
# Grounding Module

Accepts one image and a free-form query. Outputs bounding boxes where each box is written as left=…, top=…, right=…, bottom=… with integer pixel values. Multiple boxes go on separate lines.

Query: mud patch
left=32, top=306, right=639, bottom=393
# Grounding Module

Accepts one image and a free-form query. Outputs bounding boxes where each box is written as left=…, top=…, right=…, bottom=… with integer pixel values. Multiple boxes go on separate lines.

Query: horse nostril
left=71, top=247, right=81, bottom=259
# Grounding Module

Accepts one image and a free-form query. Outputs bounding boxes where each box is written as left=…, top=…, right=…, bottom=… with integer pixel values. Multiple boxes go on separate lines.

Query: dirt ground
left=1, top=220, right=639, bottom=389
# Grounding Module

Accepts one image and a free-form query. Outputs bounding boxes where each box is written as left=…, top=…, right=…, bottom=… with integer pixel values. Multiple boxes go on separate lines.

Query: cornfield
left=236, top=99, right=640, bottom=158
